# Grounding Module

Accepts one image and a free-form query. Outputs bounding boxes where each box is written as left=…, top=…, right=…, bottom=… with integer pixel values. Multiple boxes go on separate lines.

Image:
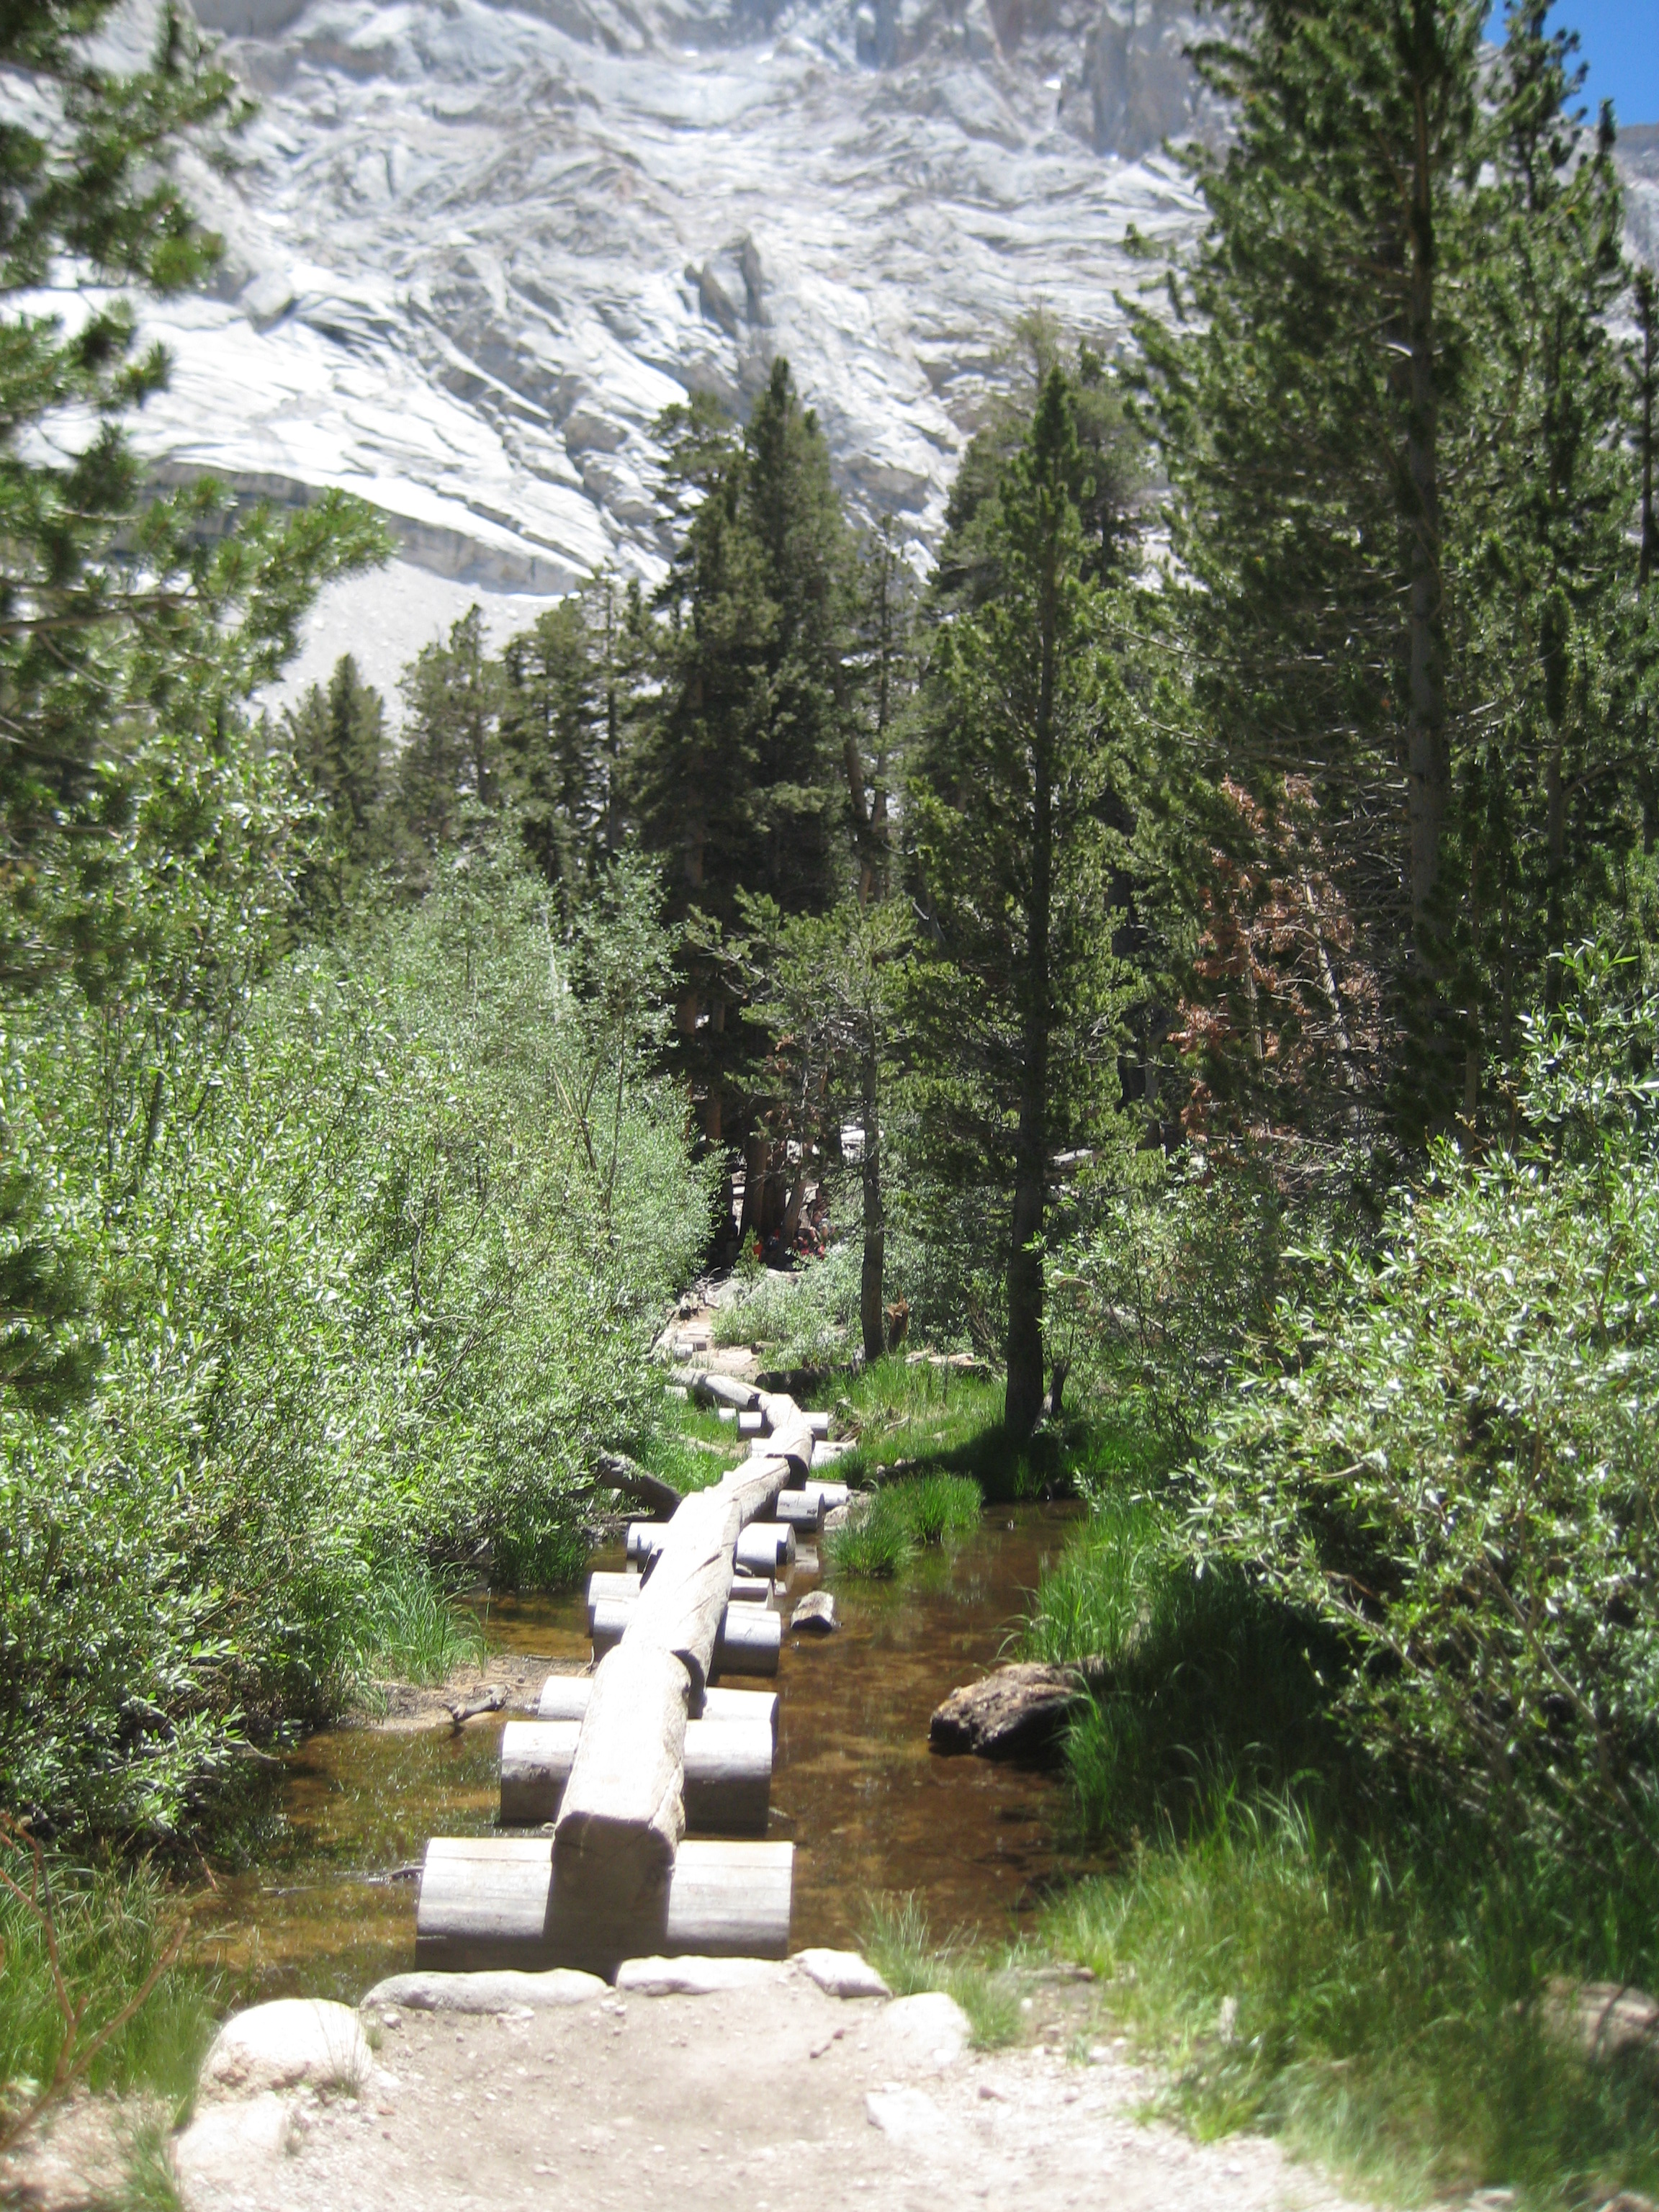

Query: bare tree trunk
left=1403, top=86, right=1449, bottom=1040
left=858, top=1039, right=885, bottom=1367
left=1005, top=528, right=1056, bottom=1442
left=738, top=1130, right=769, bottom=1247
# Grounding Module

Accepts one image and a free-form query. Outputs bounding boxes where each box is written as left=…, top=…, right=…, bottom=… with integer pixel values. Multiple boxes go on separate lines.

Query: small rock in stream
left=791, top=1591, right=837, bottom=1634
left=928, top=1662, right=1084, bottom=1761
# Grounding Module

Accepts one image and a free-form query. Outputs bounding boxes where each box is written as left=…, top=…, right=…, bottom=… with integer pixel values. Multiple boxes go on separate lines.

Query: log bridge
left=415, top=1372, right=850, bottom=1979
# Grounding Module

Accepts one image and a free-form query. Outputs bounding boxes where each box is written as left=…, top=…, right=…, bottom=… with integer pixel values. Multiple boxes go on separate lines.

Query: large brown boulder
left=928, top=1663, right=1084, bottom=1762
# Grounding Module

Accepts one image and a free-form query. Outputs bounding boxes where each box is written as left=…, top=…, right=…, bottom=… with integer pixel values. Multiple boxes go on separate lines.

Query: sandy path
left=173, top=1967, right=1364, bottom=2212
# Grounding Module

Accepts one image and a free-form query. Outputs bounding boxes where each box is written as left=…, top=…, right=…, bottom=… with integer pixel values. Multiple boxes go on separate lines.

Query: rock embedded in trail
left=615, top=1953, right=789, bottom=1995
left=361, top=1968, right=607, bottom=2014
left=795, top=1947, right=889, bottom=1998
left=197, top=2000, right=372, bottom=2101
left=929, top=1663, right=1084, bottom=1763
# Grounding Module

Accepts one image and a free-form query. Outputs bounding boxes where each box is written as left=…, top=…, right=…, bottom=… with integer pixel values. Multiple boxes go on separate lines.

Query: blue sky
left=1488, top=1, right=1659, bottom=128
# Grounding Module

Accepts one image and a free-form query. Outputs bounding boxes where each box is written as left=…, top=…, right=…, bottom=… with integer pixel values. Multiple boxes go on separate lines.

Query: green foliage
left=351, top=1564, right=486, bottom=1688
left=825, top=1488, right=914, bottom=1579
left=907, top=361, right=1148, bottom=1431
left=1025, top=1495, right=1335, bottom=1840
left=1129, top=0, right=1647, bottom=1136
left=1046, top=1799, right=1659, bottom=2208
left=861, top=1893, right=1024, bottom=2049
left=826, top=1473, right=980, bottom=1578
left=0, top=1851, right=215, bottom=2125
left=281, top=655, right=389, bottom=930
left=0, top=840, right=709, bottom=1838
left=1048, top=1150, right=1296, bottom=1449
left=636, top=362, right=859, bottom=1143
left=1185, top=948, right=1659, bottom=1856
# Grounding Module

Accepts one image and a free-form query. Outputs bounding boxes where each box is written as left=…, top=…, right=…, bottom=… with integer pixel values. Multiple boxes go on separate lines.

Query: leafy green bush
left=711, top=1243, right=863, bottom=1364
left=1185, top=950, right=1659, bottom=1858
left=0, top=845, right=710, bottom=1839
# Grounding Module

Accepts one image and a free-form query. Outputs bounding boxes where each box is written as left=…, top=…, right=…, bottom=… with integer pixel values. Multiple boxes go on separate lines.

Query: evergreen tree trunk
left=1005, top=536, right=1056, bottom=1439
left=858, top=1040, right=885, bottom=1367
left=1404, top=104, right=1449, bottom=1028
left=1640, top=274, right=1656, bottom=598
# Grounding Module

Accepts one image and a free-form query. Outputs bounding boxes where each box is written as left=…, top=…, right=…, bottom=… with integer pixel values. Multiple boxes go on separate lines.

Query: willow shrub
left=1186, top=950, right=1659, bottom=1860
left=0, top=851, right=709, bottom=1839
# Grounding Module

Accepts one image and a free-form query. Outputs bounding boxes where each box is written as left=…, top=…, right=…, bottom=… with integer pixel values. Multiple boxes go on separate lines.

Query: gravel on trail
left=168, top=1961, right=1365, bottom=2212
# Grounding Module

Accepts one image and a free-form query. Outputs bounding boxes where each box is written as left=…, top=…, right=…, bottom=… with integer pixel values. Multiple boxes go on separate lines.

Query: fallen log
left=415, top=1836, right=793, bottom=1977
left=536, top=1676, right=777, bottom=1742
left=500, top=1717, right=773, bottom=1834
left=672, top=1369, right=762, bottom=1414
left=590, top=1451, right=681, bottom=1519
left=444, top=1686, right=507, bottom=1729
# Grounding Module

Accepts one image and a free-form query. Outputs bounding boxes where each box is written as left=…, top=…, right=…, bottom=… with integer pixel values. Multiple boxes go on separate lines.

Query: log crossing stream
left=413, top=1375, right=856, bottom=1977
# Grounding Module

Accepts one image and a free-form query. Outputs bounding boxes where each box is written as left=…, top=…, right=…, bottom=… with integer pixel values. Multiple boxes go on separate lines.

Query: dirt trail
left=168, top=1966, right=1364, bottom=2212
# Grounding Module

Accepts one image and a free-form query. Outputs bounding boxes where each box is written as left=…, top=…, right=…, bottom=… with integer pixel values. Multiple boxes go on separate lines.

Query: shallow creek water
left=192, top=1504, right=1084, bottom=2003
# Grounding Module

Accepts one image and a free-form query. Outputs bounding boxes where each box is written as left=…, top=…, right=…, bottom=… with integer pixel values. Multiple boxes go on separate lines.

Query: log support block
left=415, top=1837, right=793, bottom=1977
left=538, top=1676, right=777, bottom=1740
left=501, top=1717, right=774, bottom=1833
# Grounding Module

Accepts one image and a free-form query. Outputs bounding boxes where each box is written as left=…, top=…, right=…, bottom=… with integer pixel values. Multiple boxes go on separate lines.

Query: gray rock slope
left=124, top=0, right=1211, bottom=594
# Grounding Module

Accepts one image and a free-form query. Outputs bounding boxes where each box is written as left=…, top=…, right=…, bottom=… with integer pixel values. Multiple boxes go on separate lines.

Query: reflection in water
left=193, top=1503, right=1083, bottom=2002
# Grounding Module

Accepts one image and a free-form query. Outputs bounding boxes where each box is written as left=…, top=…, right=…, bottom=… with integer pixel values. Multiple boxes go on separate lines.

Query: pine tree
left=1130, top=0, right=1640, bottom=1138
left=392, top=606, right=501, bottom=859
left=909, top=367, right=1140, bottom=1437
left=282, top=654, right=387, bottom=925
left=635, top=365, right=856, bottom=1158
left=499, top=570, right=647, bottom=902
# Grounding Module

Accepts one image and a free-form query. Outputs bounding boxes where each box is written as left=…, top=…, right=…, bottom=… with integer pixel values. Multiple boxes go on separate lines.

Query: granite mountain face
left=130, top=0, right=1210, bottom=600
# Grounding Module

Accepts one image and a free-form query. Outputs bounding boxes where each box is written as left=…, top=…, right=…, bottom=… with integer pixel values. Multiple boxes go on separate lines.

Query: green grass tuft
left=825, top=1488, right=915, bottom=1578
left=1043, top=1797, right=1659, bottom=2207
left=352, top=1561, right=487, bottom=1686
left=863, top=1894, right=1024, bottom=2050
left=0, top=1854, right=217, bottom=2140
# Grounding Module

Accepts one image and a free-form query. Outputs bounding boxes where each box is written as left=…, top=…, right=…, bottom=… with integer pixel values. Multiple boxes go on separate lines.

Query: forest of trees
left=4, top=0, right=1659, bottom=2190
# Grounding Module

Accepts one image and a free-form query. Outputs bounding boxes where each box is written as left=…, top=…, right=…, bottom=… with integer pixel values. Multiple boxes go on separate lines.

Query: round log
left=415, top=1836, right=793, bottom=1975
left=737, top=1409, right=765, bottom=1435
left=500, top=1717, right=773, bottom=1833
left=552, top=1640, right=690, bottom=1905
left=775, top=1491, right=824, bottom=1532
left=538, top=1676, right=777, bottom=1740
left=735, top=1521, right=796, bottom=1575
left=708, top=1604, right=781, bottom=1678
left=590, top=1597, right=781, bottom=1678
left=626, top=1522, right=667, bottom=1565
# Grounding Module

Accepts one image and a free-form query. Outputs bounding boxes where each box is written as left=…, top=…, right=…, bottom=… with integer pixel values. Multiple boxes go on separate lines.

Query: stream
left=192, top=1503, right=1084, bottom=2003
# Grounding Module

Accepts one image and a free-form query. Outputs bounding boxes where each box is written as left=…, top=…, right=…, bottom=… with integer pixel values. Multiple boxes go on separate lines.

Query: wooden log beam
left=552, top=1641, right=689, bottom=1915
left=774, top=1491, right=824, bottom=1532
left=500, top=1717, right=773, bottom=1833
left=415, top=1837, right=793, bottom=1977
left=536, top=1676, right=777, bottom=1742
left=671, top=1369, right=761, bottom=1413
